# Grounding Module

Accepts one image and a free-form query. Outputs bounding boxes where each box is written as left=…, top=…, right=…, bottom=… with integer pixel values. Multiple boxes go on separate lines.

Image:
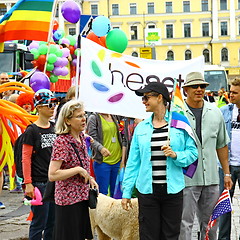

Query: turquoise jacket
left=122, top=114, right=198, bottom=198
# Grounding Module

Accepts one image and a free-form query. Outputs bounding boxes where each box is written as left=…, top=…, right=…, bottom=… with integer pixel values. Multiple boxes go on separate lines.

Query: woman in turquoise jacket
left=121, top=82, right=198, bottom=240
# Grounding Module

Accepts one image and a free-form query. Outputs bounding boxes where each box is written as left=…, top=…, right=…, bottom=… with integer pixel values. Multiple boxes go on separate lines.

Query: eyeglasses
left=40, top=103, right=57, bottom=108
left=190, top=85, right=207, bottom=89
left=237, top=109, right=240, bottom=122
left=72, top=114, right=88, bottom=119
left=142, top=94, right=159, bottom=102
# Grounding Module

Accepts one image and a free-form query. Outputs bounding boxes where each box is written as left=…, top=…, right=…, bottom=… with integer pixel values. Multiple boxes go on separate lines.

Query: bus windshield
left=0, top=52, right=14, bottom=73
left=204, top=70, right=228, bottom=92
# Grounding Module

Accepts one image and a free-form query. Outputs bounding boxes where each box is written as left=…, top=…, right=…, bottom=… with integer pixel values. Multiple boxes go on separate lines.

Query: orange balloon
left=69, top=45, right=75, bottom=55
left=37, top=55, right=47, bottom=65
left=86, top=32, right=106, bottom=48
left=53, top=20, right=59, bottom=31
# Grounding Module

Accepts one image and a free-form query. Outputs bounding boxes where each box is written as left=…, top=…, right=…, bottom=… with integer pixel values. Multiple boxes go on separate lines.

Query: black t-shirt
left=23, top=123, right=56, bottom=182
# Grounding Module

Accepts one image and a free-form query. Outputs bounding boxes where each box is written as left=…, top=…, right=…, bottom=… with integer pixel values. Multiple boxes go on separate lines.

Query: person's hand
left=121, top=198, right=132, bottom=211
left=78, top=167, right=91, bottom=184
left=90, top=177, right=99, bottom=192
left=100, top=147, right=111, bottom=157
left=161, top=145, right=177, bottom=159
left=25, top=183, right=35, bottom=198
left=224, top=176, right=233, bottom=190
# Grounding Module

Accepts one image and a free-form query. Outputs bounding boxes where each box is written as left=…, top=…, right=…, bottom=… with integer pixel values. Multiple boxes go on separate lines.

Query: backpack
left=14, top=124, right=40, bottom=179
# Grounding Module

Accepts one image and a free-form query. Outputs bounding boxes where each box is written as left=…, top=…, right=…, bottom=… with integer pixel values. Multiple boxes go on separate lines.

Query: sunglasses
left=142, top=93, right=159, bottom=102
left=190, top=84, right=207, bottom=89
left=40, top=103, right=57, bottom=108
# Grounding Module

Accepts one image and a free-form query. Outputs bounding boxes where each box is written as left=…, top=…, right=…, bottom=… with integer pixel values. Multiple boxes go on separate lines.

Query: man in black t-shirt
left=22, top=89, right=57, bottom=240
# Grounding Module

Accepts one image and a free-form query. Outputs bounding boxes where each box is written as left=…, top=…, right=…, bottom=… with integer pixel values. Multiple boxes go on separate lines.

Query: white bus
left=204, top=65, right=229, bottom=93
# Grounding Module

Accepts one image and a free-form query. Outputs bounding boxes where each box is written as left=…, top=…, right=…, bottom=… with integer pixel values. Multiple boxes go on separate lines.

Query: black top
left=23, top=123, right=56, bottom=182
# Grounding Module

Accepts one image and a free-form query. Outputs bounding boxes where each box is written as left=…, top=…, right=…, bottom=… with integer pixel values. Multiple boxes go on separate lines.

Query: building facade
left=1, top=0, right=240, bottom=78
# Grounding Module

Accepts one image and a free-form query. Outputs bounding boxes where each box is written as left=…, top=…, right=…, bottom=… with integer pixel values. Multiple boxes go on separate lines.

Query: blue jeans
left=29, top=182, right=55, bottom=240
left=93, top=161, right=120, bottom=197
left=218, top=166, right=240, bottom=240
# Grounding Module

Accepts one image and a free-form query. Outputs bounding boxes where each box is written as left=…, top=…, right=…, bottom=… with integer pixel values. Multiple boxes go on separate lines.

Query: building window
left=166, top=24, right=173, bottom=38
left=167, top=50, right=174, bottom=60
left=184, top=23, right=191, bottom=37
left=148, top=2, right=155, bottom=14
left=220, top=0, right=227, bottom=10
left=55, top=6, right=59, bottom=17
left=221, top=48, right=228, bottom=61
left=239, top=21, right=240, bottom=34
left=203, top=49, right=210, bottom=62
left=132, top=51, right=138, bottom=57
left=202, top=22, right=209, bottom=36
left=202, top=0, right=208, bottom=11
left=185, top=50, right=192, bottom=60
left=0, top=8, right=7, bottom=15
left=91, top=4, right=98, bottom=15
left=131, top=26, right=138, bottom=40
left=69, top=28, right=76, bottom=36
left=148, top=24, right=156, bottom=29
left=130, top=3, right=137, bottom=14
left=238, top=0, right=240, bottom=9
left=166, top=2, right=172, bottom=13
left=112, top=4, right=119, bottom=15
left=183, top=1, right=190, bottom=12
left=221, top=21, right=228, bottom=36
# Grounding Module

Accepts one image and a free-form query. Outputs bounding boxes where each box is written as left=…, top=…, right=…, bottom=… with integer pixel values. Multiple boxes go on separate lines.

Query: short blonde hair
left=66, top=86, right=76, bottom=101
left=55, top=100, right=84, bottom=134
left=230, top=77, right=240, bottom=87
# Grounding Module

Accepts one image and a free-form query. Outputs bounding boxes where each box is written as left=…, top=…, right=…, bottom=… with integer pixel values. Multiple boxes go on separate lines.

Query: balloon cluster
left=87, top=16, right=128, bottom=53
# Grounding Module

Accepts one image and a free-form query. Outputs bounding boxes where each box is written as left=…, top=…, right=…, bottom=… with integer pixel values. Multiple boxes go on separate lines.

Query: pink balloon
left=61, top=67, right=69, bottom=76
left=60, top=38, right=70, bottom=45
left=62, top=48, right=70, bottom=58
left=54, top=57, right=63, bottom=67
left=28, top=41, right=39, bottom=50
left=53, top=67, right=63, bottom=76
left=61, top=57, right=68, bottom=66
left=31, top=187, right=43, bottom=206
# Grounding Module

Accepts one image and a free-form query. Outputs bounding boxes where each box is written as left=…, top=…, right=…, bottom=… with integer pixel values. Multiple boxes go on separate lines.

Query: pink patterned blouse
left=51, top=133, right=90, bottom=206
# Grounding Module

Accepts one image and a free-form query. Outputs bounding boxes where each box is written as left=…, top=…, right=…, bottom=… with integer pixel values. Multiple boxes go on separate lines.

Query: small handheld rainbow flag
left=0, top=0, right=55, bottom=51
left=169, top=80, right=198, bottom=178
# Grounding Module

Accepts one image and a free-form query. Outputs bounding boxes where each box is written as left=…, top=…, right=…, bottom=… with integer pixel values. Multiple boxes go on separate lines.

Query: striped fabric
left=151, top=124, right=168, bottom=184
left=0, top=0, right=54, bottom=45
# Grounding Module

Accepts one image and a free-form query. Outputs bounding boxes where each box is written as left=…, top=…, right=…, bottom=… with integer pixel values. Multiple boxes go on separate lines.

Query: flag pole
left=167, top=78, right=177, bottom=146
left=44, top=0, right=59, bottom=74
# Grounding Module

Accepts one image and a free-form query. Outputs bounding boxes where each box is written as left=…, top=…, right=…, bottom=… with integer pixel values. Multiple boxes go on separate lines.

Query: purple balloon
left=61, top=57, right=68, bottom=66
left=30, top=72, right=50, bottom=92
left=60, top=38, right=70, bottom=45
left=61, top=0, right=81, bottom=24
left=28, top=41, right=39, bottom=50
left=54, top=57, right=63, bottom=67
left=62, top=48, right=70, bottom=58
left=72, top=58, right=77, bottom=66
left=53, top=67, right=63, bottom=76
left=61, top=67, right=69, bottom=76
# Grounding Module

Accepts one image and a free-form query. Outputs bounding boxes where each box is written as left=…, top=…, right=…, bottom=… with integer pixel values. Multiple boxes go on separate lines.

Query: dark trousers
left=137, top=184, right=183, bottom=240
left=218, top=166, right=240, bottom=240
left=29, top=182, right=55, bottom=240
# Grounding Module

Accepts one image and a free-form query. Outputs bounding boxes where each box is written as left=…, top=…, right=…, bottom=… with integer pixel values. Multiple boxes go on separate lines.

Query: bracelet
left=224, top=173, right=231, bottom=177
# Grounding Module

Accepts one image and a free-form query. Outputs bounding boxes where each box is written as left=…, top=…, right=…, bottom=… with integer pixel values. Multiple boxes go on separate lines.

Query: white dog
left=89, top=194, right=139, bottom=240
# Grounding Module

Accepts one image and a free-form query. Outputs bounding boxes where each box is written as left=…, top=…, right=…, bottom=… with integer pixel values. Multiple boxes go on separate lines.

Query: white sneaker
left=0, top=202, right=5, bottom=209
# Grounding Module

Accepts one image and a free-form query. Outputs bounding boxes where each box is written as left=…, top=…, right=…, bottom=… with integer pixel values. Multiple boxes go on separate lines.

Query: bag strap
left=70, top=142, right=84, bottom=168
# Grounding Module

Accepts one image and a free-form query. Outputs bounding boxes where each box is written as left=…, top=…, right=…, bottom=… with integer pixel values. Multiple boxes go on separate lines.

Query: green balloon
left=55, top=49, right=63, bottom=57
left=49, top=45, right=57, bottom=54
left=66, top=35, right=76, bottom=46
left=50, top=74, right=58, bottom=83
left=74, top=48, right=81, bottom=56
left=47, top=53, right=57, bottom=64
left=106, top=29, right=128, bottom=53
left=46, top=63, right=54, bottom=71
left=38, top=44, right=48, bottom=55
left=30, top=48, right=40, bottom=60
left=39, top=41, right=47, bottom=45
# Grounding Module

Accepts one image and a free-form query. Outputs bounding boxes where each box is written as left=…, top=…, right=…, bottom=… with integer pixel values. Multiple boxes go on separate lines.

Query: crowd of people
left=0, top=70, right=239, bottom=240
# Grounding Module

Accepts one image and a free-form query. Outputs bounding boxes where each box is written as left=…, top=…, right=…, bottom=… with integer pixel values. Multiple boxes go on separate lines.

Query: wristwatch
left=224, top=173, right=231, bottom=177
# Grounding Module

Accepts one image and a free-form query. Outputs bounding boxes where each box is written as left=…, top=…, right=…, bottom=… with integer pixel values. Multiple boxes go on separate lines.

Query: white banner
left=79, top=37, right=204, bottom=119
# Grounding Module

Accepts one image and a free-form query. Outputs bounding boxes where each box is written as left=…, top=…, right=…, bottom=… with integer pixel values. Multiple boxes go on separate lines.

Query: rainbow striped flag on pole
left=169, top=79, right=198, bottom=178
left=0, top=0, right=55, bottom=51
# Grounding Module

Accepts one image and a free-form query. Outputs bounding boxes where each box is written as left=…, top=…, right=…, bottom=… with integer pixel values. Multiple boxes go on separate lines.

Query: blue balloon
left=53, top=30, right=64, bottom=41
left=92, top=16, right=111, bottom=37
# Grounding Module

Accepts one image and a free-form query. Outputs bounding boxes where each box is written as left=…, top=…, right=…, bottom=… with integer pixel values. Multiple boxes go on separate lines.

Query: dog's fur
left=89, top=194, right=139, bottom=240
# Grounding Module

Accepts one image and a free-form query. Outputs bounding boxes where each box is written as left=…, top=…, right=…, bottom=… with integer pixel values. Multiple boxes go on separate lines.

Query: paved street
left=0, top=186, right=240, bottom=240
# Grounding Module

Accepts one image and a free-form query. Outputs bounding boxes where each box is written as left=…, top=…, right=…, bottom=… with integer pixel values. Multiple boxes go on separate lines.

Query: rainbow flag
left=170, top=82, right=198, bottom=178
left=0, top=0, right=54, bottom=51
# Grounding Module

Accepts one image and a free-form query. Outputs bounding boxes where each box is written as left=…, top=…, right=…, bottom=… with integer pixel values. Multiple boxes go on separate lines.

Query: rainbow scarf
left=0, top=0, right=54, bottom=51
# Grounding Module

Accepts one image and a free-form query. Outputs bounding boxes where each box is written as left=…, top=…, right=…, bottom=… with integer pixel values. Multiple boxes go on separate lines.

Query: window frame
left=166, top=2, right=172, bottom=13
left=183, top=1, right=190, bottom=12
left=202, top=22, right=209, bottom=37
left=184, top=23, right=191, bottom=38
left=112, top=3, right=119, bottom=15
left=147, top=2, right=155, bottom=14
left=220, top=21, right=228, bottom=36
left=91, top=4, right=98, bottom=15
left=130, top=3, right=137, bottom=15
left=166, top=24, right=173, bottom=38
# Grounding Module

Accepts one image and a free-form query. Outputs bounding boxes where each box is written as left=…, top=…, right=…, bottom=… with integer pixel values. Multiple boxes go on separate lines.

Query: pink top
left=51, top=133, right=90, bottom=206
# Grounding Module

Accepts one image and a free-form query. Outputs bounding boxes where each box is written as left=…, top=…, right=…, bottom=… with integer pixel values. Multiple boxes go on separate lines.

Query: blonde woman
left=49, top=100, right=98, bottom=240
